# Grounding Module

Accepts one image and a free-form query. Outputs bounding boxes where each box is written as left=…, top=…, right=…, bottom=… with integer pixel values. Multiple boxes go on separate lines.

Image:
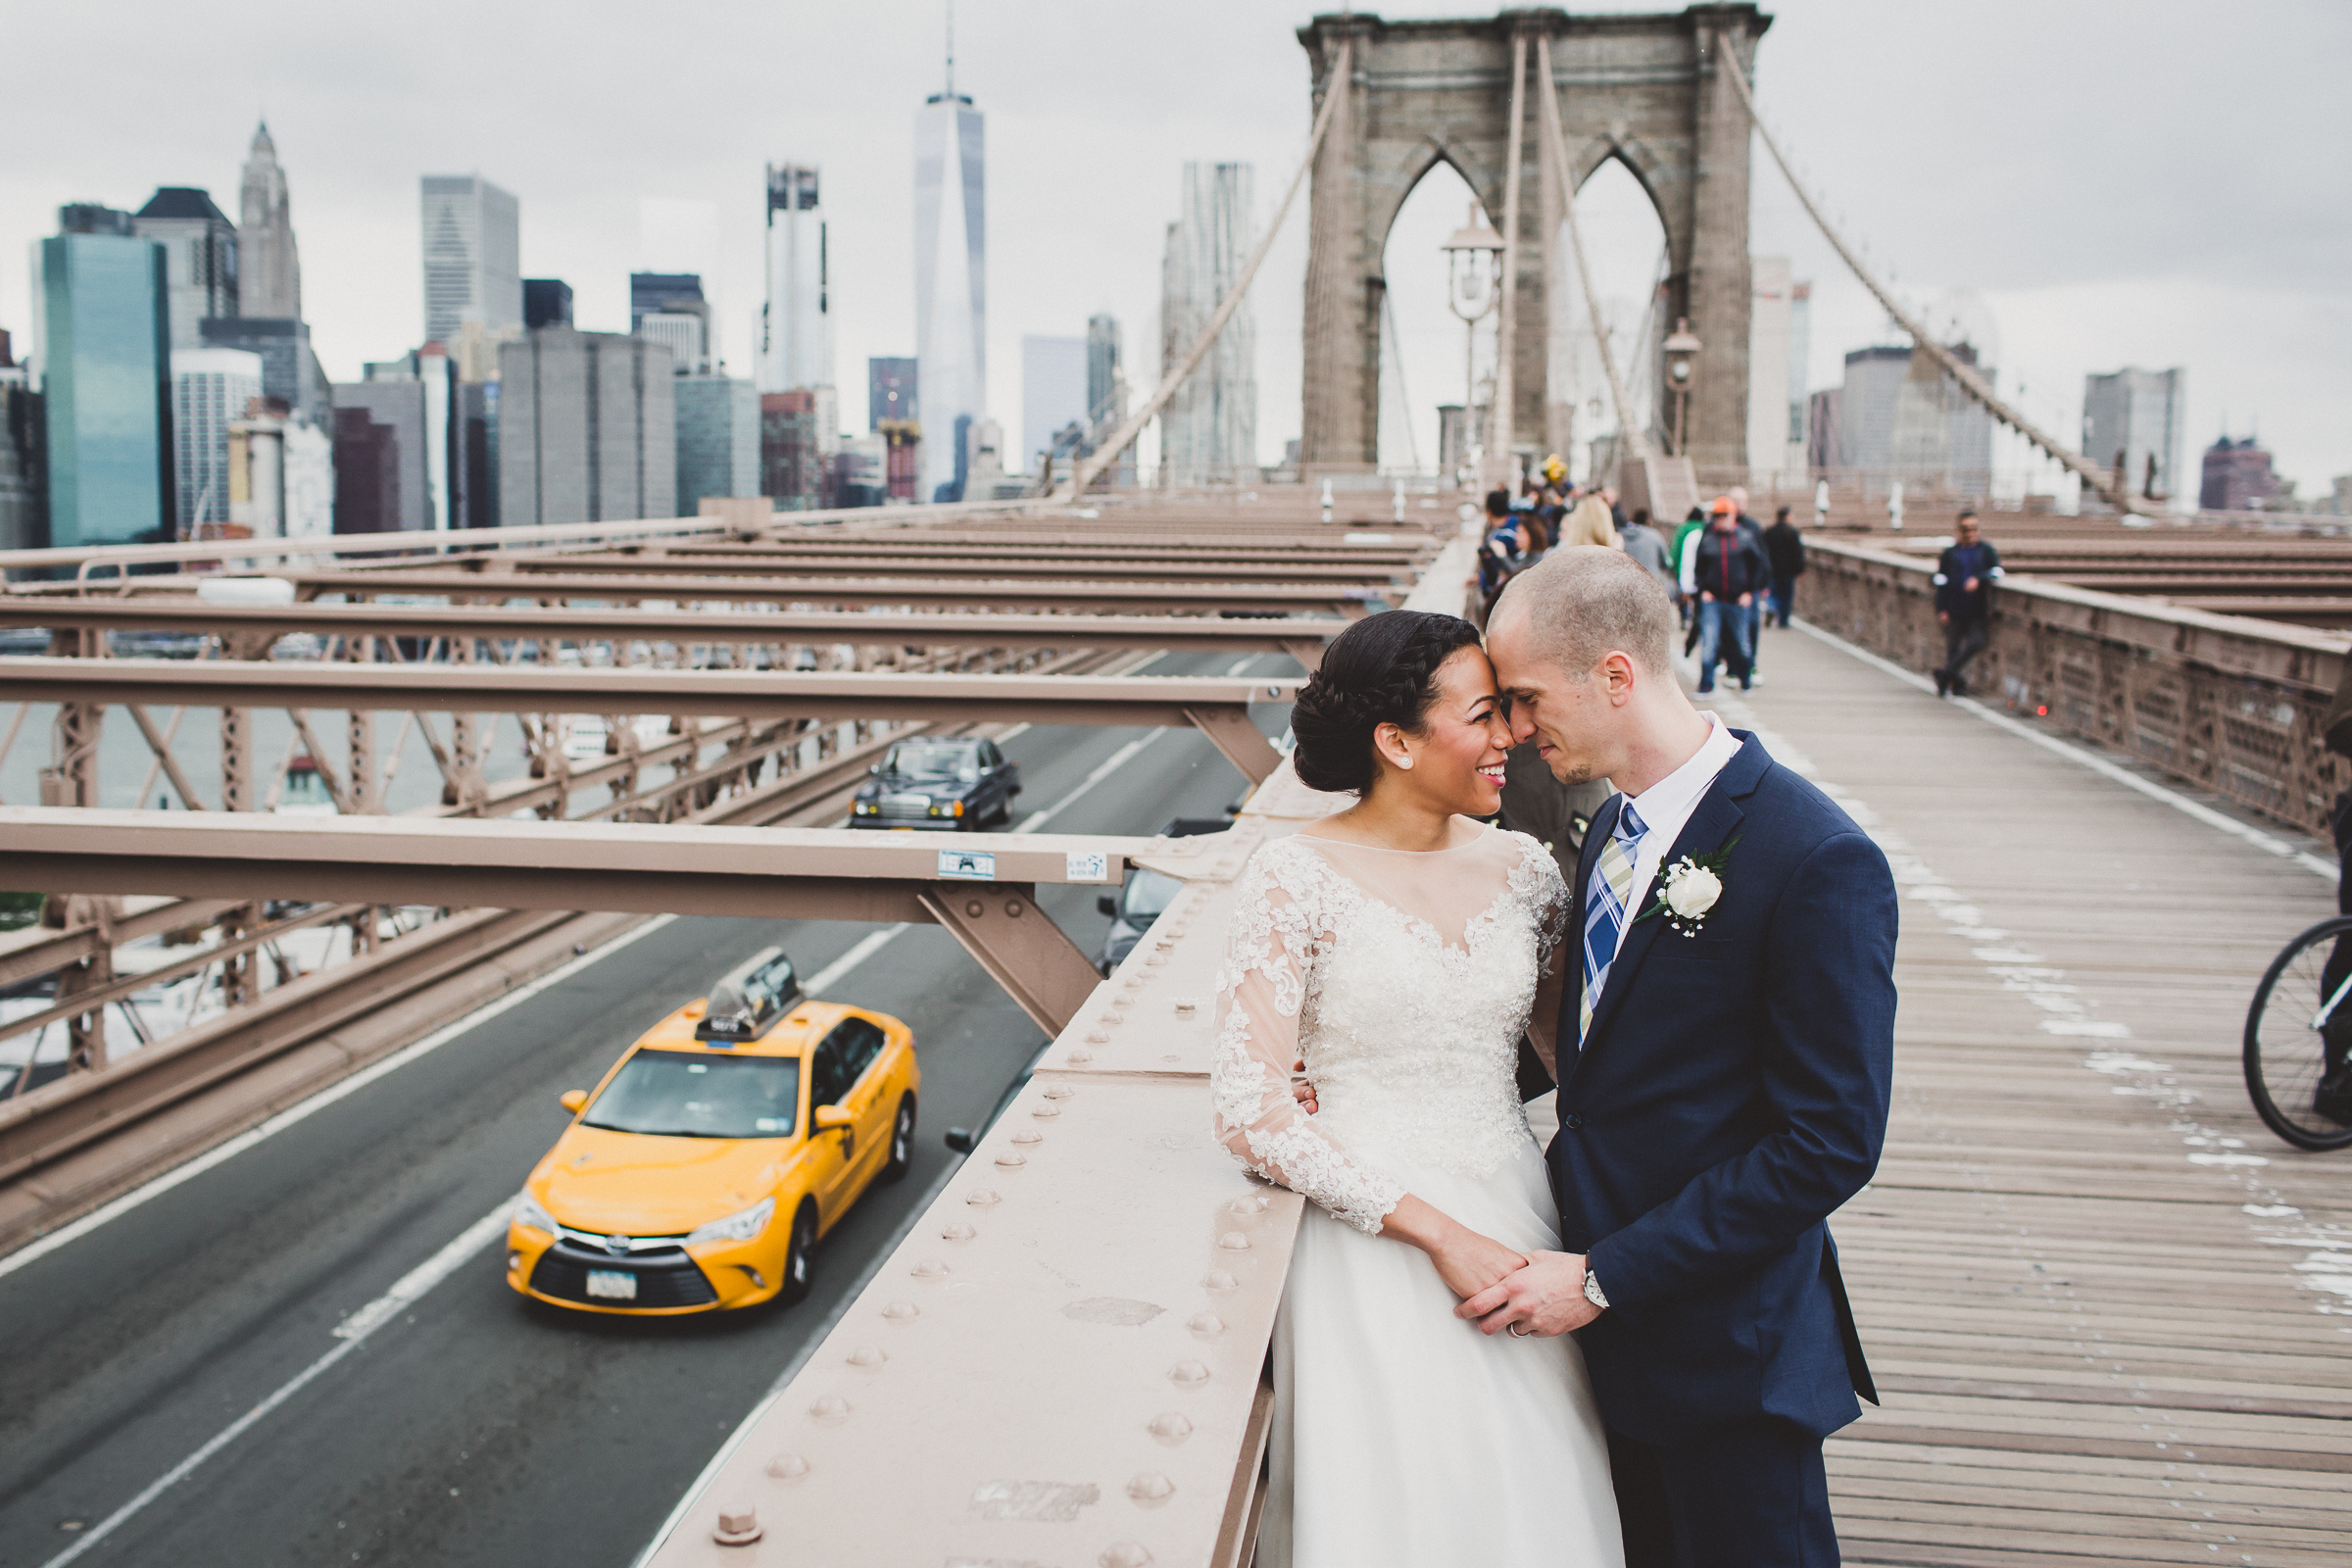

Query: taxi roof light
left=694, top=946, right=804, bottom=1044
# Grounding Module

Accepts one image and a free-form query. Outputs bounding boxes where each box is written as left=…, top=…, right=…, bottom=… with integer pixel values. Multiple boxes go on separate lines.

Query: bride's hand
left=1427, top=1226, right=1529, bottom=1300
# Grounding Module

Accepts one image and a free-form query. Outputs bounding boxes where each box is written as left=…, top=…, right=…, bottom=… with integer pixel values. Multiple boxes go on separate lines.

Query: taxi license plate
left=585, top=1269, right=638, bottom=1300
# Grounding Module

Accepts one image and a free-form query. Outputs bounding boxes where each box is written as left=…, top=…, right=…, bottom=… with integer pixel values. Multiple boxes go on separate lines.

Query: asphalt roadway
left=0, top=651, right=1293, bottom=1568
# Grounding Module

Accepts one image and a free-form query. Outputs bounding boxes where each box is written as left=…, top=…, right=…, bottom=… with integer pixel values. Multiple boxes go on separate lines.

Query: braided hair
left=1289, top=610, right=1484, bottom=795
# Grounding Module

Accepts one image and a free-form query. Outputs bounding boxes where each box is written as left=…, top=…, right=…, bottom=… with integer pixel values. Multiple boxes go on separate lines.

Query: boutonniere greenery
left=1634, top=837, right=1740, bottom=937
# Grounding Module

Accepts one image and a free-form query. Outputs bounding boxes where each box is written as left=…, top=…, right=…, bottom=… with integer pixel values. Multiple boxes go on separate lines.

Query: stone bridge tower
left=1298, top=6, right=1769, bottom=475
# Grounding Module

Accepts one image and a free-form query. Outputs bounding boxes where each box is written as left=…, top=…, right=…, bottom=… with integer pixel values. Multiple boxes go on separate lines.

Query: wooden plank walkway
left=1706, top=622, right=2349, bottom=1567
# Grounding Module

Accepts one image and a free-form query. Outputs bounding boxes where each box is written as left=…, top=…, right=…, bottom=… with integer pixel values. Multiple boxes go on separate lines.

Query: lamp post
left=1442, top=205, right=1504, bottom=482
left=1662, top=318, right=1702, bottom=458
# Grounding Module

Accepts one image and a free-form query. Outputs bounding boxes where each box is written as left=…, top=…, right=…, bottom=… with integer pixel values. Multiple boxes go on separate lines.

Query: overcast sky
left=5, top=0, right=2345, bottom=496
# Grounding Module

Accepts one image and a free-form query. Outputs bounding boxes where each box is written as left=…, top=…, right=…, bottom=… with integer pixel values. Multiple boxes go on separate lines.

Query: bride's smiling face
left=1369, top=646, right=1514, bottom=814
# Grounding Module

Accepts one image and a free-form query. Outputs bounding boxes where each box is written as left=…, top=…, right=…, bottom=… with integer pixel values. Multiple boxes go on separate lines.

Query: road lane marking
left=39, top=1196, right=513, bottom=1568
left=1789, top=617, right=2337, bottom=883
left=1015, top=729, right=1167, bottom=832
left=33, top=913, right=918, bottom=1564
left=0, top=914, right=682, bottom=1283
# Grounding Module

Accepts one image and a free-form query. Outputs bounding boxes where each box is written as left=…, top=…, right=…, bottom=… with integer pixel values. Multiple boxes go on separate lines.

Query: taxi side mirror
left=814, top=1104, right=855, bottom=1133
left=559, top=1089, right=588, bottom=1114
left=1097, top=895, right=1118, bottom=917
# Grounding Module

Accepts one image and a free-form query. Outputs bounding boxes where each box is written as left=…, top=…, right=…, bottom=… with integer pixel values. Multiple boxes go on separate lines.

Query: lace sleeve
left=1209, top=846, right=1405, bottom=1235
left=1509, top=833, right=1570, bottom=1078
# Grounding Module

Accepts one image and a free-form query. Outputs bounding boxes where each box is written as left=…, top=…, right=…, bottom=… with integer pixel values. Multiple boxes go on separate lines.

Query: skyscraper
left=760, top=164, right=832, bottom=394
left=239, top=122, right=301, bottom=319
left=133, top=188, right=238, bottom=350
left=523, top=279, right=573, bottom=330
left=2082, top=368, right=2185, bottom=505
left=868, top=357, right=916, bottom=430
left=1158, top=163, right=1256, bottom=487
left=34, top=220, right=174, bottom=547
left=1021, top=335, right=1087, bottom=473
left=914, top=60, right=984, bottom=502
left=633, top=272, right=710, bottom=374
left=2200, top=434, right=2277, bottom=513
left=1086, top=314, right=1133, bottom=488
left=498, top=329, right=676, bottom=525
left=170, top=347, right=263, bottom=534
left=1833, top=343, right=1992, bottom=491
left=329, top=377, right=430, bottom=532
left=420, top=175, right=521, bottom=346
left=676, top=374, right=760, bottom=513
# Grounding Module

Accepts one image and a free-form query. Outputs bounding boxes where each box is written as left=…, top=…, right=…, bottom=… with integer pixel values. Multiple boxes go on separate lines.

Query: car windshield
left=886, top=743, right=980, bottom=781
left=581, top=1051, right=800, bottom=1139
left=1121, top=867, right=1186, bottom=922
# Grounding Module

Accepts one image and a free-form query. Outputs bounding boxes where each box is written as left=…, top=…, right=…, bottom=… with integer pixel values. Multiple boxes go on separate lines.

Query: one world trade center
left=914, top=50, right=984, bottom=503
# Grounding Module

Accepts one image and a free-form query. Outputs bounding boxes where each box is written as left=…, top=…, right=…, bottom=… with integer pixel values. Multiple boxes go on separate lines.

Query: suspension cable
left=1536, top=32, right=1647, bottom=467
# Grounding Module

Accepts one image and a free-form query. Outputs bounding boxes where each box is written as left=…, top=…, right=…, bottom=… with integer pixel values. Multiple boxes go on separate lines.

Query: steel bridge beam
left=231, top=571, right=1373, bottom=615
left=482, top=553, right=1406, bottom=585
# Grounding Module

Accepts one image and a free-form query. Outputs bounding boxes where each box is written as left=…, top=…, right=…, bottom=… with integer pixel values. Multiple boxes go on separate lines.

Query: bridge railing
left=1802, top=535, right=2349, bottom=838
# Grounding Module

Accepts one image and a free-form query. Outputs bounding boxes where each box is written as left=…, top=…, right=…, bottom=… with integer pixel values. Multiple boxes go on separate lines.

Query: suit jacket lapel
left=1571, top=737, right=1769, bottom=1076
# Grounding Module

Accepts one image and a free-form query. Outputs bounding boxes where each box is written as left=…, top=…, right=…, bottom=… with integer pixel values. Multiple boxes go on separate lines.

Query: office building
left=133, top=188, right=239, bottom=351
left=420, top=175, right=521, bottom=345
left=1021, top=335, right=1086, bottom=474
left=33, top=221, right=174, bottom=547
left=199, top=317, right=329, bottom=426
left=1807, top=388, right=1842, bottom=473
left=1786, top=281, right=1811, bottom=470
left=676, top=375, right=759, bottom=514
left=58, top=204, right=133, bottom=237
left=1746, top=257, right=1792, bottom=479
left=760, top=165, right=832, bottom=394
left=834, top=432, right=887, bottom=510
left=2082, top=367, right=2186, bottom=506
left=239, top=122, right=301, bottom=319
left=170, top=348, right=264, bottom=534
left=0, top=332, right=44, bottom=551
left=868, top=357, right=916, bottom=430
left=498, top=329, right=676, bottom=526
left=1086, top=314, right=1132, bottom=487
left=227, top=400, right=332, bottom=539
left=760, top=390, right=829, bottom=510
left=914, top=71, right=984, bottom=501
left=330, top=377, right=429, bottom=531
left=1159, top=162, right=1256, bottom=487
left=333, top=407, right=400, bottom=533
left=1825, top=342, right=1991, bottom=491
left=523, top=278, right=573, bottom=331
left=2200, top=434, right=2278, bottom=513
left=633, top=273, right=710, bottom=374
left=880, top=421, right=918, bottom=502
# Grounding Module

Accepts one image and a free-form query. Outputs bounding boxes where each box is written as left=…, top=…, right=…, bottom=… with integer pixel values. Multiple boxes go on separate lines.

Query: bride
left=1211, top=610, right=1622, bottom=1566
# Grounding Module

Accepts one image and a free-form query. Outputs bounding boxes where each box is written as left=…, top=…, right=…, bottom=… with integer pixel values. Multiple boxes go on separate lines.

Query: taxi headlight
left=854, top=800, right=876, bottom=814
left=686, top=1196, right=775, bottom=1248
left=513, top=1194, right=558, bottom=1236
left=930, top=800, right=963, bottom=817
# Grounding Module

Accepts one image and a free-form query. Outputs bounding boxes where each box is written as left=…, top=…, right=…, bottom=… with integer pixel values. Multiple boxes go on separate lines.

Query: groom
left=1467, top=547, right=1897, bottom=1566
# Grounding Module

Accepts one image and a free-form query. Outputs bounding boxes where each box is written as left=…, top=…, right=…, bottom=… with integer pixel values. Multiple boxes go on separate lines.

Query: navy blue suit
left=1552, top=732, right=1896, bottom=1566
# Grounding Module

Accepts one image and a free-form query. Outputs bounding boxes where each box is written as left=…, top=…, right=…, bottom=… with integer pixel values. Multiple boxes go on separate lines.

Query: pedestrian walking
left=1619, top=508, right=1677, bottom=596
left=1763, top=506, right=1807, bottom=627
left=1932, top=509, right=2004, bottom=698
left=1730, top=486, right=1767, bottom=683
left=1690, top=497, right=1770, bottom=694
left=1558, top=492, right=1619, bottom=549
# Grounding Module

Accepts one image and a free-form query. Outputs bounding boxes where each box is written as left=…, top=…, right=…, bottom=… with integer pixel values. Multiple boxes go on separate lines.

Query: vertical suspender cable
left=1535, top=32, right=1648, bottom=467
left=1709, top=28, right=2127, bottom=509
left=1062, top=38, right=1353, bottom=500
left=1487, top=30, right=1529, bottom=485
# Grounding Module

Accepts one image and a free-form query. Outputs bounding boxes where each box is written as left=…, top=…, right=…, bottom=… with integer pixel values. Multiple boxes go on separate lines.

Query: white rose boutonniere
left=1635, top=838, right=1740, bottom=937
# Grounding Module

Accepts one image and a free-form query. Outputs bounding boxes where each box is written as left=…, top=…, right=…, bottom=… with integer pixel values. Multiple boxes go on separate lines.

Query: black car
left=1098, top=817, right=1231, bottom=973
left=849, top=738, right=1021, bottom=832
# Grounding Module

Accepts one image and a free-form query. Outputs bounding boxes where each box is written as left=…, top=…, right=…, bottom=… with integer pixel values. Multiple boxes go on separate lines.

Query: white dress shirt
left=1615, top=710, right=1744, bottom=926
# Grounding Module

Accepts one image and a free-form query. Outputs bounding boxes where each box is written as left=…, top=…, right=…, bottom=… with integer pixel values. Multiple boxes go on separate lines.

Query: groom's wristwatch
left=1583, top=1268, right=1609, bottom=1311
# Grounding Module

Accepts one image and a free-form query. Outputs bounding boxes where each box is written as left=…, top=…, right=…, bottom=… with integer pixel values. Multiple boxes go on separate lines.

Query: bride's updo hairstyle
left=1289, top=610, right=1483, bottom=795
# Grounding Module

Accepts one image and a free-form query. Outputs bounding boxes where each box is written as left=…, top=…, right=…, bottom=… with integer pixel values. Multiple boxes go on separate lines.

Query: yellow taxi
left=505, top=946, right=919, bottom=1315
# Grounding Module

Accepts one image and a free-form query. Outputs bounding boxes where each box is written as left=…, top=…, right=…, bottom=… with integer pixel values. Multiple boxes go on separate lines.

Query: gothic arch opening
left=1378, top=158, right=1492, bottom=473
left=1554, top=156, right=1672, bottom=485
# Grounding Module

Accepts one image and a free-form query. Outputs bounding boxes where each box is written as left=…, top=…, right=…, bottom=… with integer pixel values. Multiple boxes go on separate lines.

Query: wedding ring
left=1507, top=1324, right=1530, bottom=1338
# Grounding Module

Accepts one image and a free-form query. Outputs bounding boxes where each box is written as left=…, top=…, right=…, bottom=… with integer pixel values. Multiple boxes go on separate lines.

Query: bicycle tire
left=2243, top=913, right=2352, bottom=1152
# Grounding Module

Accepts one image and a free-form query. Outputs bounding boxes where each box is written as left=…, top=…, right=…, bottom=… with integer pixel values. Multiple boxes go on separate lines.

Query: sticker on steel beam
left=1064, top=851, right=1109, bottom=883
left=938, top=849, right=997, bottom=881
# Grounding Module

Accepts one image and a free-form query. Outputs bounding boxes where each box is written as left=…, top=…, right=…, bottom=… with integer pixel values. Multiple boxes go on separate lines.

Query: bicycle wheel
left=2244, top=914, right=2352, bottom=1152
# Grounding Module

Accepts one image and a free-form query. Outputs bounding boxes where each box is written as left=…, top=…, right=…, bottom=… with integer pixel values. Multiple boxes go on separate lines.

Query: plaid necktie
left=1579, top=802, right=1648, bottom=1047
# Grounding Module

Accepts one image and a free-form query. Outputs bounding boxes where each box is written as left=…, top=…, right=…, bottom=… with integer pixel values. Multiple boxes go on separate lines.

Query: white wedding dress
left=1211, top=822, right=1623, bottom=1568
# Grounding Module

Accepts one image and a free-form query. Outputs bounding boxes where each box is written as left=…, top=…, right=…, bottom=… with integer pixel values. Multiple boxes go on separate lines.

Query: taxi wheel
left=779, top=1201, right=818, bottom=1306
left=882, top=1095, right=916, bottom=1184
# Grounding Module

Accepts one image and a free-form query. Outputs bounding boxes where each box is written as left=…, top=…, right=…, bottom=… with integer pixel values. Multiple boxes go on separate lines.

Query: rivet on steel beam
left=1083, top=1031, right=1109, bottom=1045
left=1201, top=1270, right=1238, bottom=1291
left=764, top=1454, right=811, bottom=1483
left=1031, top=1103, right=1060, bottom=1119
left=1043, top=1085, right=1075, bottom=1100
left=968, top=1189, right=1002, bottom=1207
left=1096, top=1012, right=1123, bottom=1028
left=1068, top=1050, right=1096, bottom=1063
left=1146, top=953, right=1168, bottom=967
left=1188, top=1312, right=1226, bottom=1336
left=1173, top=1000, right=1198, bottom=1018
left=995, top=1152, right=1028, bottom=1169
left=964, top=899, right=985, bottom=918
left=912, top=1258, right=951, bottom=1278
left=1229, top=1194, right=1268, bottom=1214
left=942, top=1221, right=978, bottom=1242
left=1111, top=995, right=1135, bottom=1009
left=882, top=1300, right=921, bottom=1323
left=1011, top=1129, right=1043, bottom=1145
left=1100, top=1544, right=1153, bottom=1568
left=1217, top=1231, right=1250, bottom=1250
left=1170, top=1359, right=1211, bottom=1387
left=1126, top=1472, right=1176, bottom=1505
left=1147, top=1411, right=1194, bottom=1444
left=810, top=1395, right=853, bottom=1423
left=712, top=1503, right=763, bottom=1545
left=848, top=1345, right=888, bottom=1368
left=1004, top=899, right=1024, bottom=918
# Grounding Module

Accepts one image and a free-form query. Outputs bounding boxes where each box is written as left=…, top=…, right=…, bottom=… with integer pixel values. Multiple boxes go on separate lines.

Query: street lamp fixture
left=1441, top=206, right=1505, bottom=479
left=1662, top=318, right=1702, bottom=457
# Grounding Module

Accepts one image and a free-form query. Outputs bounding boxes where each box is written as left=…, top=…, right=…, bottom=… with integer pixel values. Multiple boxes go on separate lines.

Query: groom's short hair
left=1498, top=545, right=1675, bottom=680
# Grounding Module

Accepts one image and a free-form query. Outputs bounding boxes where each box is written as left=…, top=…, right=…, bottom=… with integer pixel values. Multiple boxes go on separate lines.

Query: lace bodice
left=1210, top=823, right=1569, bottom=1234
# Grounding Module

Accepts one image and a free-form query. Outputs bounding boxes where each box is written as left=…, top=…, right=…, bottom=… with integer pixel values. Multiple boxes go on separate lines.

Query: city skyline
left=0, top=0, right=2343, bottom=494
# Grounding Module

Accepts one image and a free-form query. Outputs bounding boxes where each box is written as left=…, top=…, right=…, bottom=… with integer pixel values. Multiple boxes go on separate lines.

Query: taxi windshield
left=582, top=1051, right=800, bottom=1139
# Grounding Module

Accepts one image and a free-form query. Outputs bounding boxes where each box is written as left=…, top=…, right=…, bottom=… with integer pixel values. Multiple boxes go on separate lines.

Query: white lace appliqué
left=1207, top=833, right=1566, bottom=1236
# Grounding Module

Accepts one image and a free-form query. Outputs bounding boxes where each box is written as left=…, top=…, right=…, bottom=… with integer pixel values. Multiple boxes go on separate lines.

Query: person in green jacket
left=1671, top=505, right=1708, bottom=631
